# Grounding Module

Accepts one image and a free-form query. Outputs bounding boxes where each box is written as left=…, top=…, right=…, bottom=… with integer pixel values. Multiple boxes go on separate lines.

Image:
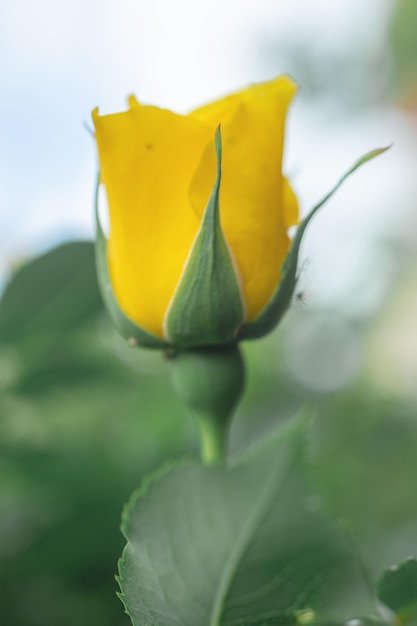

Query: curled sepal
left=164, top=127, right=245, bottom=348
left=94, top=181, right=169, bottom=350
left=239, top=146, right=391, bottom=341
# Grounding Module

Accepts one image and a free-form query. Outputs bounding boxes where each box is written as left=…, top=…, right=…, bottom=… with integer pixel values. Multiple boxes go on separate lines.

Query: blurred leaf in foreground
left=0, top=241, right=102, bottom=344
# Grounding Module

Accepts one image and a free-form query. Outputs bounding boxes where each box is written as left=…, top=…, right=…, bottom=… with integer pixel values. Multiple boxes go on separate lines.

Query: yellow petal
left=191, top=91, right=242, bottom=125
left=189, top=76, right=298, bottom=322
left=92, top=104, right=212, bottom=339
left=282, top=176, right=299, bottom=230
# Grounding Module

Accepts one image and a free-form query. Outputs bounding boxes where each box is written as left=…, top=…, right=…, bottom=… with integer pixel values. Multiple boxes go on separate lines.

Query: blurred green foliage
left=391, top=0, right=417, bottom=103
left=378, top=558, right=417, bottom=625
left=0, top=242, right=194, bottom=626
left=1, top=239, right=417, bottom=625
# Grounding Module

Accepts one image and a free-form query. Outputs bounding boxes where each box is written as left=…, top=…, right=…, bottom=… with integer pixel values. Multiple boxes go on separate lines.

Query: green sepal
left=94, top=179, right=169, bottom=350
left=239, top=146, right=390, bottom=341
left=165, top=127, right=245, bottom=348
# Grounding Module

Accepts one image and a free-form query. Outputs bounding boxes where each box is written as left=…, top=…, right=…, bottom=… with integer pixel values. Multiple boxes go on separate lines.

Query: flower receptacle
left=169, top=344, right=245, bottom=464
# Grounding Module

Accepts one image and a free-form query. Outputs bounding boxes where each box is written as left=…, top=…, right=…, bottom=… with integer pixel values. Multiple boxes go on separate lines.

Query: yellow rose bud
left=92, top=76, right=389, bottom=349
left=92, top=76, right=299, bottom=349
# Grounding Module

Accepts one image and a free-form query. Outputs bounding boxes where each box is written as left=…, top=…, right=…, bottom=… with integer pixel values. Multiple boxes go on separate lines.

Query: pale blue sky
left=1, top=0, right=415, bottom=314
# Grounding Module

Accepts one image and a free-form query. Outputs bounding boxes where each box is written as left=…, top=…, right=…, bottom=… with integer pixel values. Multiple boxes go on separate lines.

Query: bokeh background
left=1, top=1, right=417, bottom=624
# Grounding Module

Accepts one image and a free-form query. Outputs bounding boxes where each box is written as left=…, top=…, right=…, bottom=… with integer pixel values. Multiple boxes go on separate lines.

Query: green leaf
left=165, top=127, right=244, bottom=348
left=240, top=146, right=390, bottom=340
left=118, top=419, right=376, bottom=626
left=94, top=180, right=169, bottom=350
left=378, top=558, right=417, bottom=625
left=0, top=241, right=102, bottom=343
left=234, top=608, right=352, bottom=625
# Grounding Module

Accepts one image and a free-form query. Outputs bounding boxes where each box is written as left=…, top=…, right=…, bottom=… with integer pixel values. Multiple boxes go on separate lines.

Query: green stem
left=197, top=414, right=229, bottom=465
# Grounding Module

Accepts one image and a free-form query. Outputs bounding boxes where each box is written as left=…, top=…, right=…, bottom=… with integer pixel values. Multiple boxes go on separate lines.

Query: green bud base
left=169, top=344, right=245, bottom=464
